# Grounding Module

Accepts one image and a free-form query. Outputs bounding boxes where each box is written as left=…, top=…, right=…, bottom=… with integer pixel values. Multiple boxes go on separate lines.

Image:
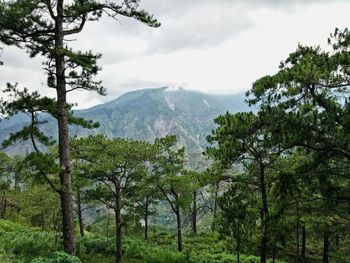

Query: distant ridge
left=0, top=87, right=251, bottom=155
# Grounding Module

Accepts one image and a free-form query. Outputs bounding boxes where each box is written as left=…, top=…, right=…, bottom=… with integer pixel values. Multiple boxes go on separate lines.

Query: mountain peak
left=0, top=87, right=251, bottom=155
left=164, top=84, right=185, bottom=92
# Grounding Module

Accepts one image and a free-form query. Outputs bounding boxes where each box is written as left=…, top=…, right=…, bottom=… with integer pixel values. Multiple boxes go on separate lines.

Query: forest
left=0, top=0, right=350, bottom=263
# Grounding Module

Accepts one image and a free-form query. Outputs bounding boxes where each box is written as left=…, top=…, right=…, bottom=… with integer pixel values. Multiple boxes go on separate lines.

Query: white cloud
left=1, top=0, right=350, bottom=108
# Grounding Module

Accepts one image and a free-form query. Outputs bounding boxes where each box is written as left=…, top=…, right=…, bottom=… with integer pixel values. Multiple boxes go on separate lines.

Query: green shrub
left=77, top=236, right=115, bottom=255
left=0, top=249, right=24, bottom=263
left=0, top=220, right=288, bottom=263
left=187, top=250, right=234, bottom=263
left=0, top=220, right=29, bottom=232
left=145, top=247, right=186, bottom=263
left=30, top=252, right=81, bottom=263
left=123, top=239, right=147, bottom=259
left=0, top=221, right=60, bottom=259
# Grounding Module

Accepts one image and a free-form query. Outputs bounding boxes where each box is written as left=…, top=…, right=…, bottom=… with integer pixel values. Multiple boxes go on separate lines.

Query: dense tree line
left=207, top=28, right=350, bottom=263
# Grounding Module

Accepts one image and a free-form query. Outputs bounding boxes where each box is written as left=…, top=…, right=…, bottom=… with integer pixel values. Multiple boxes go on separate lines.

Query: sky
left=1, top=0, right=350, bottom=109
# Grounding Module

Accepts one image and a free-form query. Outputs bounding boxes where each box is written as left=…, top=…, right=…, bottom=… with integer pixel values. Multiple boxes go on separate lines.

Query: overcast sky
left=1, top=0, right=350, bottom=108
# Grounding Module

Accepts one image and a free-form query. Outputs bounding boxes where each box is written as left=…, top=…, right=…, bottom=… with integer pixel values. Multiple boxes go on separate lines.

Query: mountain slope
left=0, top=87, right=251, bottom=154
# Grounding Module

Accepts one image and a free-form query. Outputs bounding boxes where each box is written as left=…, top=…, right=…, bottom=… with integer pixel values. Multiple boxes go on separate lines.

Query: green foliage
left=217, top=182, right=258, bottom=251
left=188, top=251, right=256, bottom=263
left=0, top=220, right=60, bottom=260
left=203, top=28, right=350, bottom=263
left=16, top=185, right=60, bottom=229
left=0, top=249, right=24, bottom=263
left=0, top=152, right=12, bottom=191
left=123, top=239, right=186, bottom=263
left=77, top=235, right=187, bottom=263
left=71, top=134, right=153, bottom=210
left=0, top=2, right=160, bottom=254
left=0, top=219, right=333, bottom=263
left=244, top=28, right=350, bottom=262
left=153, top=135, right=193, bottom=209
left=0, top=84, right=100, bottom=150
left=30, top=252, right=81, bottom=263
left=247, top=28, right=350, bottom=159
left=77, top=236, right=115, bottom=255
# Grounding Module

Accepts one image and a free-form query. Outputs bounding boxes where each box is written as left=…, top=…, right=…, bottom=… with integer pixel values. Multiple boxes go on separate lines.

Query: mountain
left=0, top=87, right=251, bottom=155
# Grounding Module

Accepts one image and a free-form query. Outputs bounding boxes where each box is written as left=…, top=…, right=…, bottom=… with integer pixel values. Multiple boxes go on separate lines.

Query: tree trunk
left=236, top=220, right=241, bottom=263
left=77, top=188, right=84, bottom=237
left=59, top=191, right=75, bottom=254
left=192, top=191, right=197, bottom=234
left=152, top=213, right=157, bottom=236
left=14, top=174, right=19, bottom=193
left=107, top=210, right=110, bottom=242
left=55, top=0, right=75, bottom=255
left=41, top=209, right=45, bottom=231
left=144, top=196, right=149, bottom=240
left=322, top=230, right=329, bottom=263
left=3, top=195, right=6, bottom=219
left=260, top=216, right=268, bottom=263
left=213, top=182, right=219, bottom=220
left=1, top=191, right=5, bottom=219
left=301, top=224, right=306, bottom=262
left=115, top=189, right=123, bottom=263
left=296, top=204, right=300, bottom=263
left=259, top=164, right=268, bottom=263
left=176, top=207, right=183, bottom=252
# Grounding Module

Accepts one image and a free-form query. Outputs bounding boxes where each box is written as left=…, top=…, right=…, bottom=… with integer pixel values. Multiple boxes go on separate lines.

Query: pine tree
left=71, top=135, right=153, bottom=263
left=153, top=135, right=192, bottom=252
left=207, top=112, right=285, bottom=263
left=0, top=0, right=159, bottom=254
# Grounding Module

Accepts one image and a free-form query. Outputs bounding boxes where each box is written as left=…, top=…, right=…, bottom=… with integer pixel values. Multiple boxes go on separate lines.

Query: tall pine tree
left=0, top=0, right=159, bottom=254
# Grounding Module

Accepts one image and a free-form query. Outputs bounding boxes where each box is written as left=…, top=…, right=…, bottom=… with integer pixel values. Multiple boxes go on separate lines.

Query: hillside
left=0, top=87, right=251, bottom=154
